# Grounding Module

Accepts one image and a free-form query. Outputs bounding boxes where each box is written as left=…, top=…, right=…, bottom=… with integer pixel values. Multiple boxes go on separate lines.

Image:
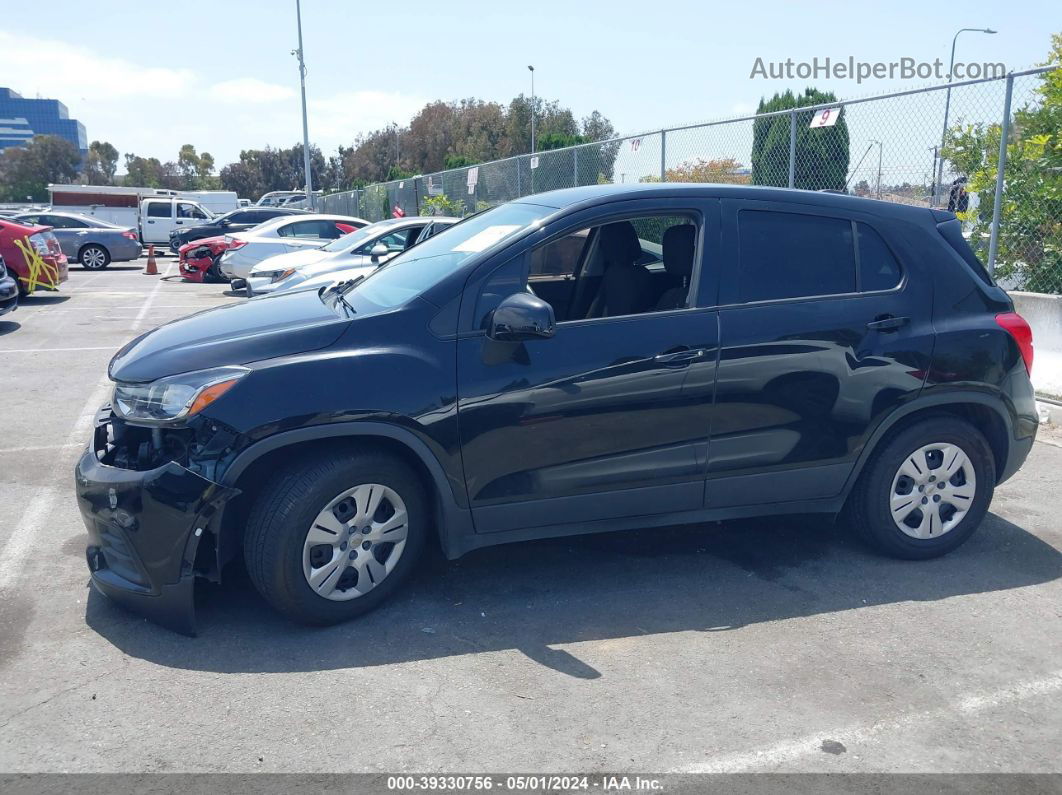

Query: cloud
left=308, top=90, right=428, bottom=142
left=0, top=31, right=195, bottom=101
left=208, top=78, right=295, bottom=104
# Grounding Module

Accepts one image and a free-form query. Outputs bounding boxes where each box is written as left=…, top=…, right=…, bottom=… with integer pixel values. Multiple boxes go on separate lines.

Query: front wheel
left=846, top=417, right=995, bottom=559
left=79, top=245, right=110, bottom=270
left=243, top=449, right=427, bottom=625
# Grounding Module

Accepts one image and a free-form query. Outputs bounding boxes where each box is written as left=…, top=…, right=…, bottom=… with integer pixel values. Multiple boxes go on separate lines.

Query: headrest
left=598, top=222, right=642, bottom=266
left=662, top=224, right=695, bottom=278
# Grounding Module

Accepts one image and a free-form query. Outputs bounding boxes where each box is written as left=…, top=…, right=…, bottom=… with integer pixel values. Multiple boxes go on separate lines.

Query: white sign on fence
left=427, top=176, right=442, bottom=196
left=630, top=138, right=642, bottom=152
left=466, top=167, right=479, bottom=187
left=809, top=107, right=841, bottom=128
left=530, top=156, right=539, bottom=170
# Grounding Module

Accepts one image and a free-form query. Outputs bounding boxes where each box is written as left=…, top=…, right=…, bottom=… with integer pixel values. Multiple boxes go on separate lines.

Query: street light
left=292, top=0, right=314, bottom=209
left=870, top=139, right=883, bottom=199
left=527, top=65, right=536, bottom=154
left=935, top=27, right=997, bottom=206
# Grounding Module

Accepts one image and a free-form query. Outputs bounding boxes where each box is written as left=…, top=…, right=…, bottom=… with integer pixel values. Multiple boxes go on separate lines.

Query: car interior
left=526, top=215, right=698, bottom=321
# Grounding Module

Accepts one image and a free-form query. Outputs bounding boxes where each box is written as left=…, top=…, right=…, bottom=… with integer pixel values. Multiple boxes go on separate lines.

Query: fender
left=840, top=387, right=1018, bottom=496
left=218, top=420, right=476, bottom=559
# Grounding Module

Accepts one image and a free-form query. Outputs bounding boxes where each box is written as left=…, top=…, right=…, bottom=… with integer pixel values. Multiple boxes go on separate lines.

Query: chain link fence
left=315, top=66, right=1060, bottom=294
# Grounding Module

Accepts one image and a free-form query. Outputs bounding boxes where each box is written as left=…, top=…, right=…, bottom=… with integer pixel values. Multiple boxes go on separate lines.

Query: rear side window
left=737, top=210, right=855, bottom=301
left=856, top=222, right=902, bottom=291
left=937, top=218, right=993, bottom=286
left=146, top=202, right=170, bottom=218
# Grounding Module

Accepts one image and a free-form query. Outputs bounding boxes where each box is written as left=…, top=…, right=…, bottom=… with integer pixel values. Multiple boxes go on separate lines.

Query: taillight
left=121, top=230, right=138, bottom=241
left=224, top=236, right=247, bottom=250
left=996, top=312, right=1034, bottom=374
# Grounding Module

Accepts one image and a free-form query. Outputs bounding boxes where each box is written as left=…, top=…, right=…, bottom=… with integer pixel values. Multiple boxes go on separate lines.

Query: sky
left=0, top=0, right=1057, bottom=171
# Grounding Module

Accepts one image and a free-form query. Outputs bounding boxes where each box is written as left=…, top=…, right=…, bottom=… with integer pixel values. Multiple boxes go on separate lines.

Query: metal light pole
left=527, top=65, right=536, bottom=154
left=293, top=0, right=314, bottom=209
left=394, top=122, right=400, bottom=173
left=935, top=27, right=997, bottom=206
left=871, top=140, right=883, bottom=199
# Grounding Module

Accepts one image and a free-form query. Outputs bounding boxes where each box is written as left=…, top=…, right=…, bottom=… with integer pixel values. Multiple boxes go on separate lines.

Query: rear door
left=706, top=199, right=934, bottom=508
left=140, top=200, right=174, bottom=244
left=38, top=214, right=87, bottom=257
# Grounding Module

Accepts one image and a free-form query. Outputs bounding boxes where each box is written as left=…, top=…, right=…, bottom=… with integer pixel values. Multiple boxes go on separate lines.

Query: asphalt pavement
left=0, top=256, right=1060, bottom=774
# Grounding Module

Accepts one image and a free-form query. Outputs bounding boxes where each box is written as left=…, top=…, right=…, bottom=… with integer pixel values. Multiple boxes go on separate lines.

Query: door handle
left=653, top=348, right=706, bottom=366
left=866, top=315, right=909, bottom=332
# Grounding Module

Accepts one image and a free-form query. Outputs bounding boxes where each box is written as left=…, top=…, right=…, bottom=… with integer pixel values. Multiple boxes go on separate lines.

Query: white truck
left=47, top=185, right=239, bottom=246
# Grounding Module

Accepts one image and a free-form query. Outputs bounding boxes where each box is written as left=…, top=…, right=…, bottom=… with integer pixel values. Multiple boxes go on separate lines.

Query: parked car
left=12, top=211, right=141, bottom=269
left=177, top=236, right=240, bottom=283
left=239, top=216, right=457, bottom=296
left=256, top=191, right=313, bottom=207
left=75, top=184, right=1037, bottom=635
left=217, top=214, right=368, bottom=281
left=0, top=219, right=69, bottom=296
left=0, top=255, right=18, bottom=317
left=139, top=197, right=215, bottom=247
left=168, top=206, right=308, bottom=253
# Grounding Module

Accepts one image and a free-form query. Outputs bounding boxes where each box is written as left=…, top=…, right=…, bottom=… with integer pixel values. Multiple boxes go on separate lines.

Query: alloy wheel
left=889, top=442, right=977, bottom=539
left=302, top=483, right=409, bottom=601
left=81, top=246, right=107, bottom=269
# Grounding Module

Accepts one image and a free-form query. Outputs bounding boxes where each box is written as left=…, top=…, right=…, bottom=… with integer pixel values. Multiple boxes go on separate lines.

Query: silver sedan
left=12, top=211, right=142, bottom=269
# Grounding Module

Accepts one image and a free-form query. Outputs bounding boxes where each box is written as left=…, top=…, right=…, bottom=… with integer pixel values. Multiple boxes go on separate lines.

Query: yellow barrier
left=12, top=237, right=60, bottom=292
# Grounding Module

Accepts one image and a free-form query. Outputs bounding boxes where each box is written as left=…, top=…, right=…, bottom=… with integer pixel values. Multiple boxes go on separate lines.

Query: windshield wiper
left=319, top=275, right=365, bottom=316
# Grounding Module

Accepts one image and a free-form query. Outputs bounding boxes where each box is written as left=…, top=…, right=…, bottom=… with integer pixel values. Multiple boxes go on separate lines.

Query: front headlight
left=270, top=268, right=297, bottom=283
left=113, top=366, right=250, bottom=424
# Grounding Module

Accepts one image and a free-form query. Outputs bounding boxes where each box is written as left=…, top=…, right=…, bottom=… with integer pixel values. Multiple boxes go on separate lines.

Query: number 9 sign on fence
left=809, top=107, right=842, bottom=128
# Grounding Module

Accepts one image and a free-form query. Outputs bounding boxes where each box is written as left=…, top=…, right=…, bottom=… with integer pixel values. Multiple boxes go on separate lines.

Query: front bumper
left=74, top=410, right=238, bottom=635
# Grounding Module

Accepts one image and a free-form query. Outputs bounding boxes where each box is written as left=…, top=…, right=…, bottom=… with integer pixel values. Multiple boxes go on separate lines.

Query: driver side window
left=474, top=213, right=699, bottom=329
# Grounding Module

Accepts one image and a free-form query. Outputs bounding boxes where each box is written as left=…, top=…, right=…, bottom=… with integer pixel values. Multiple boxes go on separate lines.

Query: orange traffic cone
left=143, top=245, right=158, bottom=276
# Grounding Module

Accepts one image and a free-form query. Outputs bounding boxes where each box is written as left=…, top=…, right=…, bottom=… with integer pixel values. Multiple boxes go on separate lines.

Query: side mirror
left=488, top=293, right=555, bottom=342
left=370, top=243, right=389, bottom=262
left=218, top=218, right=230, bottom=226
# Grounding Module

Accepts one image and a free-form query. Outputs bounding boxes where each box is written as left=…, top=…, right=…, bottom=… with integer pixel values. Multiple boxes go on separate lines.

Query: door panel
left=457, top=310, right=719, bottom=531
left=706, top=200, right=934, bottom=507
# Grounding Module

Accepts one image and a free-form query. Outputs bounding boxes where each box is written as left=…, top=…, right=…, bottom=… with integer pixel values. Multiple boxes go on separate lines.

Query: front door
left=706, top=199, right=934, bottom=507
left=457, top=202, right=719, bottom=535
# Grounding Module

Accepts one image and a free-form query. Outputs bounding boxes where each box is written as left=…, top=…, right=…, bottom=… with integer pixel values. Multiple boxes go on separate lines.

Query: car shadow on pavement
left=86, top=512, right=1061, bottom=678
left=0, top=320, right=20, bottom=336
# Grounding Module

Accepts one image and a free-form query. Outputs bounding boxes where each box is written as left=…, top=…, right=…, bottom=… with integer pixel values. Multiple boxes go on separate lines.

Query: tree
left=218, top=144, right=328, bottom=201
left=0, top=135, right=81, bottom=201
left=176, top=144, right=216, bottom=190
left=81, top=140, right=119, bottom=185
left=657, top=157, right=751, bottom=184
left=751, top=88, right=849, bottom=190
left=942, top=34, right=1062, bottom=293
left=122, top=154, right=180, bottom=189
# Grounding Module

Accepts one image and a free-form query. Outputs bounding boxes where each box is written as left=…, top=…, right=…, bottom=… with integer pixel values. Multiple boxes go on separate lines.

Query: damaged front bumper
left=74, top=408, right=238, bottom=635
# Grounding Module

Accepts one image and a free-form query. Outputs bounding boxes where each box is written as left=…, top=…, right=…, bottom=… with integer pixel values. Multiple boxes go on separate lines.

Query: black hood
left=110, top=289, right=349, bottom=383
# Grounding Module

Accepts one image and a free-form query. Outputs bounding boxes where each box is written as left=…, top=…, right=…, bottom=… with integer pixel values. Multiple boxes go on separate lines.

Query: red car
left=178, top=235, right=236, bottom=283
left=0, top=219, right=69, bottom=296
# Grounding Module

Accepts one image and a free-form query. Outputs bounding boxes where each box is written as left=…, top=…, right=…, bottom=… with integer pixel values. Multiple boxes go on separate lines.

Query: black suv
left=168, top=206, right=309, bottom=252
left=75, top=184, right=1037, bottom=634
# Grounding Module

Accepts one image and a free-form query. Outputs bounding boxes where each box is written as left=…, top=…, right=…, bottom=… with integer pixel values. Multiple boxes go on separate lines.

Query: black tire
left=243, top=448, right=427, bottom=625
left=204, top=256, right=226, bottom=283
left=846, top=416, right=995, bottom=559
left=78, top=244, right=111, bottom=270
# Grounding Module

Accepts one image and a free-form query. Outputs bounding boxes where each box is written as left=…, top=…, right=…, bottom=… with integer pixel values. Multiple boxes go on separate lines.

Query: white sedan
left=217, top=213, right=368, bottom=281
left=243, top=216, right=458, bottom=296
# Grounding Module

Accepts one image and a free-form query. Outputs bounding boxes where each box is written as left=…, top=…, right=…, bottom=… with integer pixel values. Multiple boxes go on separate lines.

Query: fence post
left=987, top=74, right=1014, bottom=276
left=660, top=129, right=667, bottom=182
left=573, top=147, right=579, bottom=187
left=788, top=110, right=796, bottom=189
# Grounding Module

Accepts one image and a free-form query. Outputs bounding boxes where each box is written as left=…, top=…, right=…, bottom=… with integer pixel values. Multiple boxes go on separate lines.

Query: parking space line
left=675, top=670, right=1062, bottom=773
left=0, top=261, right=175, bottom=593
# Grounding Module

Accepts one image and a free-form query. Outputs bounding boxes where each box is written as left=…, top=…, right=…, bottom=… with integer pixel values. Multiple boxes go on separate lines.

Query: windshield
left=320, top=223, right=392, bottom=253
left=339, top=202, right=552, bottom=312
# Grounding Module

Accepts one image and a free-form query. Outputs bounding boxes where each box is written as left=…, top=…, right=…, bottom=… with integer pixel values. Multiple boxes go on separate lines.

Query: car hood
left=249, top=248, right=330, bottom=275
left=293, top=251, right=372, bottom=279
left=109, top=288, right=349, bottom=382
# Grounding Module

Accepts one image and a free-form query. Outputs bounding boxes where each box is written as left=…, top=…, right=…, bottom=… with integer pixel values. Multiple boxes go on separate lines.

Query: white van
left=139, top=197, right=214, bottom=245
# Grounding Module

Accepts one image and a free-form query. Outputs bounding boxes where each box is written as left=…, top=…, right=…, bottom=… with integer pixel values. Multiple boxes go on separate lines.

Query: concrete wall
left=1010, top=291, right=1062, bottom=400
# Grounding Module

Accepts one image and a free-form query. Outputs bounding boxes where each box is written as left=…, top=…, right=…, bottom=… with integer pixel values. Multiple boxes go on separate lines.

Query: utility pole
left=528, top=65, right=536, bottom=154
left=293, top=0, right=314, bottom=209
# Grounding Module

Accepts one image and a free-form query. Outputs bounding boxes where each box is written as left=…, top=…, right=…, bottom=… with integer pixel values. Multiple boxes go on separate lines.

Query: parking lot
left=0, top=255, right=1060, bottom=774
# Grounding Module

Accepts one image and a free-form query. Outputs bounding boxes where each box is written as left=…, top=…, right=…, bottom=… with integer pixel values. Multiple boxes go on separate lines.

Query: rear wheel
left=78, top=245, right=110, bottom=270
left=846, top=417, right=995, bottom=559
left=243, top=449, right=427, bottom=625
